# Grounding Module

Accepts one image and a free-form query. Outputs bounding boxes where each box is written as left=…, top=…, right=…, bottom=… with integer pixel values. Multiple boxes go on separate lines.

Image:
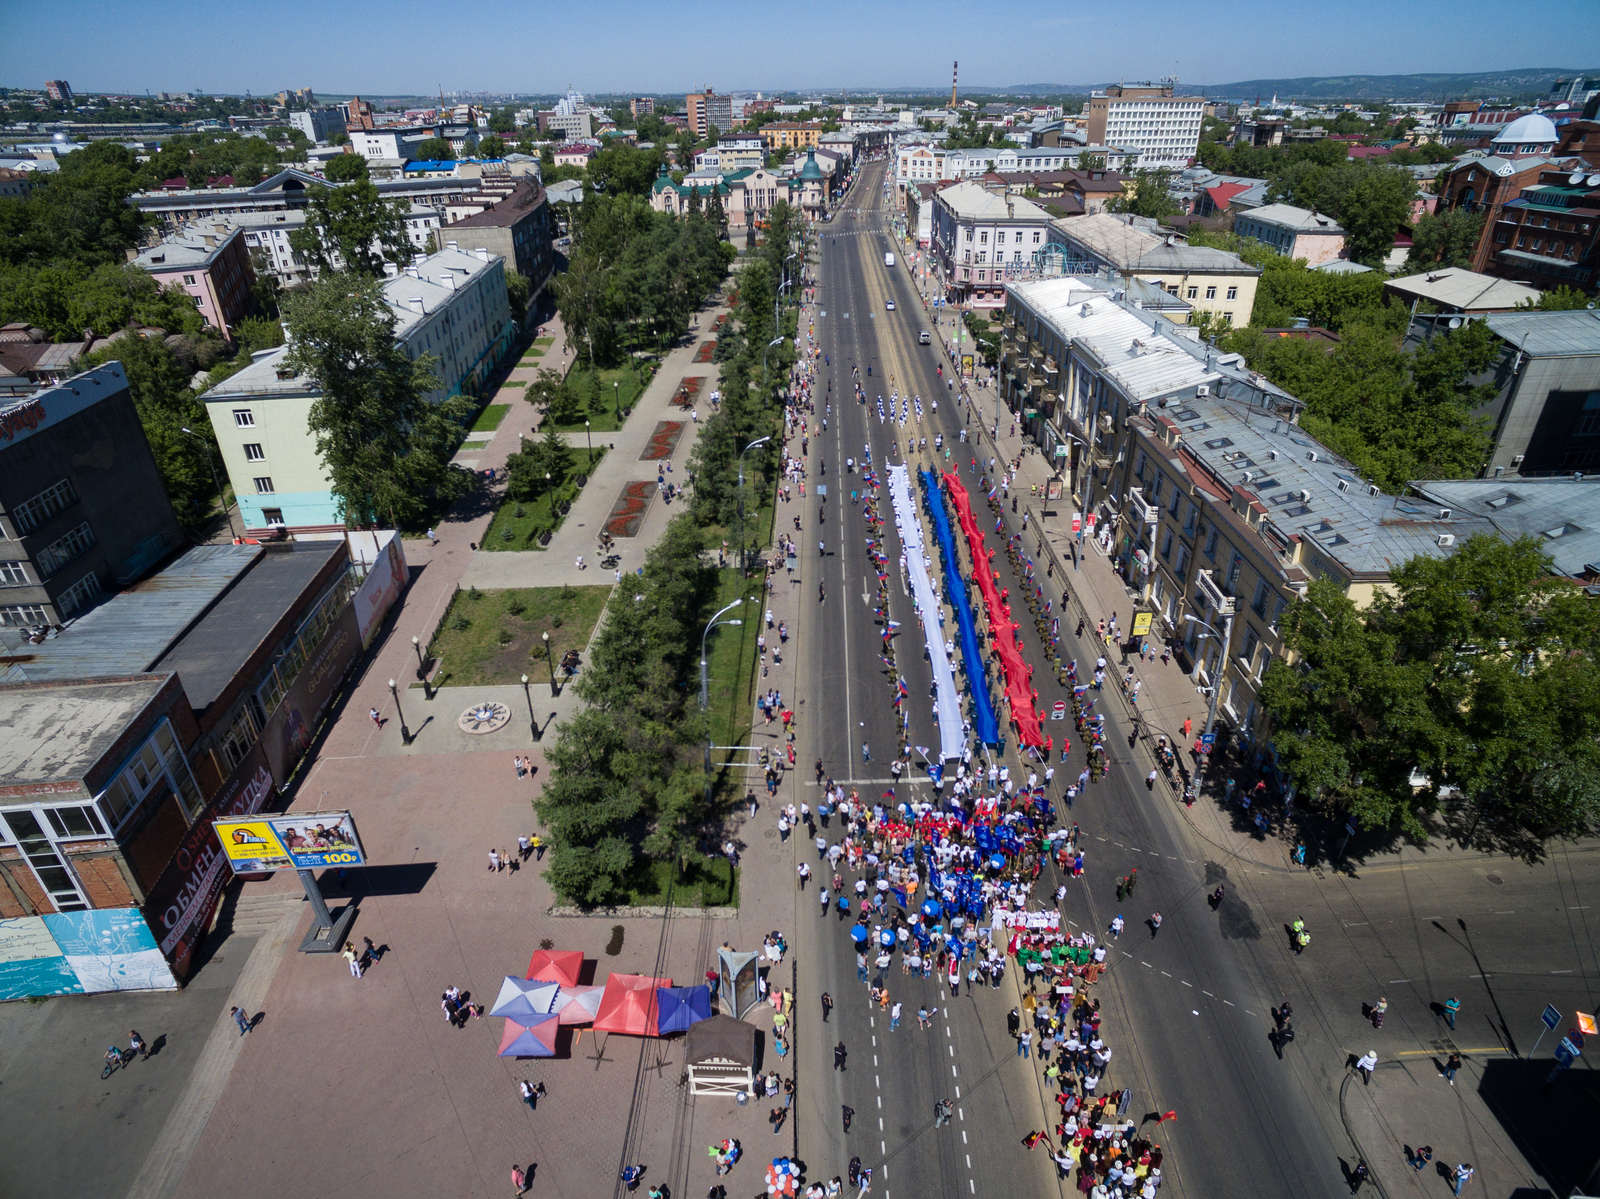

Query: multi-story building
left=0, top=364, right=183, bottom=628
left=1436, top=153, right=1559, bottom=272
left=131, top=223, right=257, bottom=340
left=1475, top=164, right=1599, bottom=291
left=290, top=107, right=347, bottom=144
left=1471, top=310, right=1600, bottom=477
left=650, top=165, right=792, bottom=235
left=1232, top=204, right=1347, bottom=266
left=895, top=143, right=1139, bottom=190
left=930, top=182, right=1056, bottom=308
left=44, top=80, right=73, bottom=104
left=200, top=248, right=514, bottom=535
left=758, top=122, right=823, bottom=151
left=552, top=144, right=597, bottom=169
left=1084, top=84, right=1206, bottom=170
left=694, top=137, right=766, bottom=173
left=999, top=276, right=1501, bottom=747
left=630, top=97, right=655, bottom=119
left=223, top=205, right=442, bottom=285
left=350, top=128, right=432, bottom=162
left=441, top=180, right=554, bottom=307
left=686, top=89, right=734, bottom=140
left=547, top=110, right=594, bottom=140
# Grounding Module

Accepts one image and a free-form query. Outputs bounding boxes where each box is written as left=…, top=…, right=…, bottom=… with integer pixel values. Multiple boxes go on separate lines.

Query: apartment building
left=0, top=364, right=183, bottom=628
left=1232, top=204, right=1347, bottom=266
left=1085, top=84, right=1206, bottom=170
left=999, top=276, right=1500, bottom=747
left=200, top=248, right=514, bottom=535
left=290, top=107, right=347, bottom=144
left=930, top=182, right=1056, bottom=308
left=131, top=224, right=257, bottom=340
left=687, top=89, right=734, bottom=139
left=896, top=143, right=1138, bottom=189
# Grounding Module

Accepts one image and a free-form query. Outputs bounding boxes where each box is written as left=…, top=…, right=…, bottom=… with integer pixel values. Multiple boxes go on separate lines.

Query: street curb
left=1339, top=1068, right=1391, bottom=1199
left=547, top=905, right=739, bottom=919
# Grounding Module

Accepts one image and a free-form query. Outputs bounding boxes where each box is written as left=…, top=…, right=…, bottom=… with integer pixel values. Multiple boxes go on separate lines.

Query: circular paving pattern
left=457, top=701, right=511, bottom=735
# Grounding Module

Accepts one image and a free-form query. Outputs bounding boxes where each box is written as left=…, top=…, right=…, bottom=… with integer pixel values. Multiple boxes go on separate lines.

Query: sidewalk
left=1342, top=1055, right=1550, bottom=1198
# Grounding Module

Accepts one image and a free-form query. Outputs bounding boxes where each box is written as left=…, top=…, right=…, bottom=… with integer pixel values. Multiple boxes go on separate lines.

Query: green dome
left=798, top=150, right=823, bottom=181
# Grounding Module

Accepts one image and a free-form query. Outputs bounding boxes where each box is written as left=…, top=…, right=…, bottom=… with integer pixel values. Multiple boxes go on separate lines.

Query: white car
left=885, top=299, right=896, bottom=311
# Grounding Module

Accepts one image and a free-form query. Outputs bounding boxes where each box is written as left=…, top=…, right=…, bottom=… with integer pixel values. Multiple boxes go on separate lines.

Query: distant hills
left=966, top=68, right=1597, bottom=102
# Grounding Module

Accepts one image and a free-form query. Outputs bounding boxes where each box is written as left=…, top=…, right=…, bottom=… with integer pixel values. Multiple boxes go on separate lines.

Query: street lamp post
left=761, top=335, right=784, bottom=401
left=542, top=630, right=557, bottom=695
left=700, top=598, right=747, bottom=820
left=1183, top=606, right=1235, bottom=804
left=388, top=678, right=412, bottom=745
left=521, top=672, right=539, bottom=740
left=584, top=418, right=592, bottom=465
left=736, top=435, right=771, bottom=573
left=613, top=380, right=620, bottom=422
left=412, top=635, right=434, bottom=700
left=179, top=427, right=239, bottom=541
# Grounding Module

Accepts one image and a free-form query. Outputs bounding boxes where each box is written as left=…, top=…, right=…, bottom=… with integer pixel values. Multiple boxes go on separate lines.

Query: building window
left=1223, top=312, right=1234, bottom=324
left=1174, top=544, right=1191, bottom=580
left=1160, top=528, right=1174, bottom=560
left=55, top=571, right=103, bottom=617
left=980, top=231, right=988, bottom=243
left=182, top=274, right=196, bottom=286
left=0, top=604, right=48, bottom=626
left=0, top=561, right=28, bottom=586
left=261, top=508, right=285, bottom=526
left=1204, top=527, right=1219, bottom=559
left=1186, top=287, right=1198, bottom=299
left=1205, top=285, right=1217, bottom=300
left=11, top=478, right=78, bottom=534
left=1226, top=286, right=1238, bottom=301
left=36, top=522, right=96, bottom=578
left=1032, top=231, right=1041, bottom=243
left=233, top=409, right=255, bottom=427
left=1251, top=577, right=1271, bottom=619
left=45, top=805, right=108, bottom=840
left=254, top=477, right=275, bottom=494
left=97, top=718, right=204, bottom=830
left=243, top=443, right=265, bottom=461
left=1225, top=551, right=1244, bottom=594
left=1240, top=625, right=1260, bottom=671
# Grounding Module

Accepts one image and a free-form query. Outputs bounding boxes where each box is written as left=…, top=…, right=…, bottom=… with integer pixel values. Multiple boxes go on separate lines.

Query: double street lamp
left=735, top=435, right=771, bottom=572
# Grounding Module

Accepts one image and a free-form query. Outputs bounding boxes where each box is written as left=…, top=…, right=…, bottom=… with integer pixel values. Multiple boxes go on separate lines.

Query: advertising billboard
left=214, top=811, right=366, bottom=873
left=0, top=910, right=176, bottom=1001
left=261, top=604, right=361, bottom=785
left=352, top=531, right=409, bottom=647
left=142, top=742, right=276, bottom=978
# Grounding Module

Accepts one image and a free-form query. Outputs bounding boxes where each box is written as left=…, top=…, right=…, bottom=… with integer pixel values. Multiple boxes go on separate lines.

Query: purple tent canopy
left=497, top=1012, right=559, bottom=1057
left=655, top=985, right=713, bottom=1034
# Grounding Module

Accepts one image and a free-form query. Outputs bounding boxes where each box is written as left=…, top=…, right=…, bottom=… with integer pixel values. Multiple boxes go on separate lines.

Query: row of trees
left=554, top=192, right=734, bottom=367
left=1262, top=536, right=1600, bottom=844
left=535, top=515, right=715, bottom=903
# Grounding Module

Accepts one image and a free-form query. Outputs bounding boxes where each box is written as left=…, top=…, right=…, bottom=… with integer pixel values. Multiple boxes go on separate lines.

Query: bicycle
left=101, top=1047, right=129, bottom=1079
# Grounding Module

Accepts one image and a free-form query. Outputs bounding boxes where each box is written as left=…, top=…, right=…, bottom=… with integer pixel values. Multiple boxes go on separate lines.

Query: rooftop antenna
left=951, top=61, right=958, bottom=110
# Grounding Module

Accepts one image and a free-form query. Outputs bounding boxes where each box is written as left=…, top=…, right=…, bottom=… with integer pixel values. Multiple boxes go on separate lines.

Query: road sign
left=1346, top=819, right=1358, bottom=837
left=1542, top=1004, right=1562, bottom=1031
left=1072, top=514, right=1082, bottom=534
left=1200, top=732, right=1217, bottom=746
left=1569, top=1027, right=1586, bottom=1051
left=1555, top=1037, right=1580, bottom=1066
left=1051, top=701, right=1067, bottom=721
left=1578, top=1011, right=1597, bottom=1036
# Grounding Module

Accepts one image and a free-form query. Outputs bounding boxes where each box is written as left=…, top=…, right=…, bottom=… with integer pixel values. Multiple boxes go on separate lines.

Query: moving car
left=918, top=330, right=931, bottom=345
left=885, top=299, right=896, bottom=311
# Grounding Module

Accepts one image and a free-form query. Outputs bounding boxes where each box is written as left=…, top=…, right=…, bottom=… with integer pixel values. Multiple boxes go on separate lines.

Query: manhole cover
left=1486, top=873, right=1504, bottom=885
left=765, top=829, right=777, bottom=839
left=457, top=701, right=511, bottom=735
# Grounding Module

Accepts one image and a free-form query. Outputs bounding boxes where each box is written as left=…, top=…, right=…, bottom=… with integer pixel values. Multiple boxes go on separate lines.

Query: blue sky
left=2, top=0, right=1597, bottom=97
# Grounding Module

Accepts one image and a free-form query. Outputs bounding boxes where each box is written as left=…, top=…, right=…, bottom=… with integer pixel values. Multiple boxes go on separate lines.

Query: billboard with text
left=214, top=811, right=366, bottom=873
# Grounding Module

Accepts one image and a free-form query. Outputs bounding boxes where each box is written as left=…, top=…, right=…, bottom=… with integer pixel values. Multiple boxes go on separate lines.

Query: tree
left=322, top=153, right=369, bottom=183
left=282, top=276, right=474, bottom=528
left=1406, top=208, right=1484, bottom=269
left=1261, top=536, right=1600, bottom=842
left=414, top=137, right=453, bottom=162
left=1525, top=285, right=1594, bottom=311
left=1106, top=168, right=1179, bottom=220
left=706, top=189, right=728, bottom=240
left=1338, top=166, right=1416, bottom=266
left=0, top=261, right=210, bottom=341
left=477, top=134, right=508, bottom=159
left=0, top=140, right=148, bottom=270
left=288, top=181, right=413, bottom=278
left=1078, top=154, right=1106, bottom=171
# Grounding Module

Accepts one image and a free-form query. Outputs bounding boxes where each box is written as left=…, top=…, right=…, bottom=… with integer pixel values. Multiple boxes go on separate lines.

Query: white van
left=884, top=252, right=895, bottom=268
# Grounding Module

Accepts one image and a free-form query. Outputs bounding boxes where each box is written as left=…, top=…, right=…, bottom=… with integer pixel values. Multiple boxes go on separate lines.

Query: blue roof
left=405, top=160, right=458, bottom=171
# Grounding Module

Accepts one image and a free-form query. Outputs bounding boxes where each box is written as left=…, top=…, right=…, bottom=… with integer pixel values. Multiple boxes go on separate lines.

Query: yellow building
left=759, top=122, right=823, bottom=151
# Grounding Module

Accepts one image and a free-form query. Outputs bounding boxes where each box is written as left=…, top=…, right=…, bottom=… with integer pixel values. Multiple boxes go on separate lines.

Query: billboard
left=1132, top=611, right=1153, bottom=637
left=352, top=531, right=409, bottom=646
left=142, top=742, right=276, bottom=978
left=0, top=910, right=176, bottom=1001
left=261, top=604, right=362, bottom=784
left=214, top=811, right=366, bottom=873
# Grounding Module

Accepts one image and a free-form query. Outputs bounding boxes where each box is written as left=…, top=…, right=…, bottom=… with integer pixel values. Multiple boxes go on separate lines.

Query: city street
left=786, top=158, right=1599, bottom=1199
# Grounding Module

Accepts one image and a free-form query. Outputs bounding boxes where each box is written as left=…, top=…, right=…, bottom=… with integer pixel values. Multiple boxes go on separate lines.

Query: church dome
left=1491, top=112, right=1558, bottom=149
left=799, top=150, right=824, bottom=181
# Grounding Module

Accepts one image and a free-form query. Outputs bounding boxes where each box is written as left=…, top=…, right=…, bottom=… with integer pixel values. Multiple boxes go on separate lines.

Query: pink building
left=133, top=223, right=257, bottom=340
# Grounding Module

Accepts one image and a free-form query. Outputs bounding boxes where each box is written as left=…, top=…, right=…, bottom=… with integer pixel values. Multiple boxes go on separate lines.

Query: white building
left=896, top=143, right=1139, bottom=190
left=350, top=129, right=431, bottom=162
left=930, top=181, right=1057, bottom=308
left=1085, top=84, right=1205, bottom=170
left=213, top=206, right=442, bottom=284
left=290, top=108, right=347, bottom=144
left=199, top=247, right=514, bottom=535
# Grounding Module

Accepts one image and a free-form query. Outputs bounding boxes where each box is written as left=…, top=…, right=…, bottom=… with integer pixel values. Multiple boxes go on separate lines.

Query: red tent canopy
left=526, top=949, right=584, bottom=987
left=592, top=973, right=673, bottom=1036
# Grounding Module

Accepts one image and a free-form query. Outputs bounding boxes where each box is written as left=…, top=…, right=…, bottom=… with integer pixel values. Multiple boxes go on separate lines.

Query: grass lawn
left=480, top=447, right=606, bottom=551
left=622, top=856, right=739, bottom=908
left=535, top=337, right=554, bottom=347
left=703, top=567, right=767, bottom=770
left=424, top=585, right=611, bottom=689
left=472, top=404, right=510, bottom=433
left=546, top=364, right=655, bottom=433
left=519, top=348, right=546, bottom=360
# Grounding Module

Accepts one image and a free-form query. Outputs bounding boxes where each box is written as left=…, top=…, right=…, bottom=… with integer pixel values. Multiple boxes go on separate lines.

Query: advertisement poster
left=1132, top=611, right=1153, bottom=637
left=0, top=916, right=82, bottom=1000
left=214, top=811, right=366, bottom=873
left=261, top=605, right=361, bottom=785
left=143, top=742, right=276, bottom=978
left=44, top=908, right=175, bottom=993
left=1046, top=479, right=1063, bottom=501
left=353, top=532, right=409, bottom=647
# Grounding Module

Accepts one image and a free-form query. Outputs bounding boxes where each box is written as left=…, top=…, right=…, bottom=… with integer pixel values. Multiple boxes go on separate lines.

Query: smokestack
left=951, top=61, right=958, bottom=110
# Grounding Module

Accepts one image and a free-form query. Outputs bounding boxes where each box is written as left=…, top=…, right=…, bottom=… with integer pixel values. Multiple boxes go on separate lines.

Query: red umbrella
left=526, top=949, right=583, bottom=987
left=592, top=973, right=672, bottom=1036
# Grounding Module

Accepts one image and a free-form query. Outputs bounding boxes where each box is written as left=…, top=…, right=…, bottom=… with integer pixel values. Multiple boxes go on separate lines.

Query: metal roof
left=1411, top=477, right=1600, bottom=578
left=1483, top=309, right=1600, bottom=357
left=0, top=675, right=174, bottom=792
left=153, top=541, right=343, bottom=714
left=1237, top=203, right=1346, bottom=234
left=1384, top=269, right=1541, bottom=313
left=0, top=545, right=261, bottom=685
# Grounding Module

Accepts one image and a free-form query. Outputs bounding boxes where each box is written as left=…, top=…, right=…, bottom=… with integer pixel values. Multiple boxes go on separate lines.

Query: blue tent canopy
left=655, top=985, right=713, bottom=1034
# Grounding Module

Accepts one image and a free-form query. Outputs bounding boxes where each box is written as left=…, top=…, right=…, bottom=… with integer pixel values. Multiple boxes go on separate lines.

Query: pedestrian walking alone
left=834, top=1042, right=847, bottom=1071
left=1149, top=911, right=1162, bottom=936
left=1443, top=1051, right=1462, bottom=1084
left=231, top=1006, right=252, bottom=1036
left=512, top=1164, right=527, bottom=1196
left=1451, top=1163, right=1474, bottom=1195
left=821, top=992, right=833, bottom=1023
left=1442, top=996, right=1461, bottom=1030
left=1354, top=1050, right=1377, bottom=1085
left=1348, top=1159, right=1368, bottom=1194
left=342, top=941, right=362, bottom=977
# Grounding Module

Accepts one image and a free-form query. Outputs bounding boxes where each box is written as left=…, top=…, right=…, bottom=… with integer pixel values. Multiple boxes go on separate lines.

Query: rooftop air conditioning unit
left=1336, top=479, right=1350, bottom=493
left=1267, top=449, right=1278, bottom=460
left=1306, top=451, right=1319, bottom=463
left=1243, top=471, right=1255, bottom=483
left=1368, top=485, right=1380, bottom=497
left=1511, top=455, right=1525, bottom=467
left=1437, top=508, right=1451, bottom=520
left=1196, top=384, right=1210, bottom=397
left=1297, top=489, right=1311, bottom=502
left=1437, top=534, right=1455, bottom=547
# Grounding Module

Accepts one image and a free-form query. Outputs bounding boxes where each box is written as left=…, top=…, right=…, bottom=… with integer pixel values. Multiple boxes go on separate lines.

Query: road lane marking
left=1389, top=979, right=1411, bottom=984
left=1397, top=1048, right=1511, bottom=1057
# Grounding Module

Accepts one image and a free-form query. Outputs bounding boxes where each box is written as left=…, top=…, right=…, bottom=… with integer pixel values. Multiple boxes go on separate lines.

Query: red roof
left=526, top=949, right=583, bottom=987
left=1345, top=146, right=1392, bottom=159
left=1205, top=182, right=1249, bottom=208
left=593, top=973, right=673, bottom=1036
